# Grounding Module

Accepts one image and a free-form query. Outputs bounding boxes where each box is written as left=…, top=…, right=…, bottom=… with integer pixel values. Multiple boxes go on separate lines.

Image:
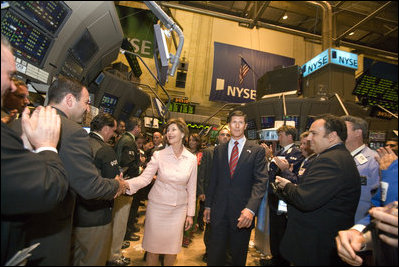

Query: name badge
left=277, top=200, right=287, bottom=214
left=380, top=181, right=389, bottom=202
left=355, top=153, right=368, bottom=165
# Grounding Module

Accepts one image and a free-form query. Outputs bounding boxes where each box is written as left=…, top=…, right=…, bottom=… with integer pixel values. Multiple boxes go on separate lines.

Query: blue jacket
left=357, top=159, right=398, bottom=226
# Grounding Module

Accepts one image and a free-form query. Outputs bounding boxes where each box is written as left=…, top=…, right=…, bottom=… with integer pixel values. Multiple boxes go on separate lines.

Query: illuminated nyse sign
left=302, top=48, right=358, bottom=77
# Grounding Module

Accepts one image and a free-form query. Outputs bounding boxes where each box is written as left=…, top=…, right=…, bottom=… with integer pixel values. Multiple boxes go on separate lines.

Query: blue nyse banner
left=210, top=42, right=295, bottom=103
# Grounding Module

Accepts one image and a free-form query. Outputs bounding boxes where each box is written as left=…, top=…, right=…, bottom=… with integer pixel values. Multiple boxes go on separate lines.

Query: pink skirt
left=142, top=200, right=187, bottom=254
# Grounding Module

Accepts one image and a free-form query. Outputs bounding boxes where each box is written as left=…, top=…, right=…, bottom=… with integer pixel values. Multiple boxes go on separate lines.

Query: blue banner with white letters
left=209, top=42, right=295, bottom=103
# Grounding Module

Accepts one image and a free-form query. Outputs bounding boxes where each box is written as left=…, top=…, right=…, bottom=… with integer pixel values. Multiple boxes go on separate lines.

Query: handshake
left=114, top=172, right=130, bottom=198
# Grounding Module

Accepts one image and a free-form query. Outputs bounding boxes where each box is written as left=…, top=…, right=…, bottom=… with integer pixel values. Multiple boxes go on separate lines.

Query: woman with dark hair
left=182, top=133, right=203, bottom=247
left=124, top=118, right=197, bottom=266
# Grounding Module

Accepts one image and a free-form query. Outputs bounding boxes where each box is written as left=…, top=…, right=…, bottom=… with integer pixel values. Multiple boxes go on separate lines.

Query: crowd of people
left=2, top=33, right=398, bottom=267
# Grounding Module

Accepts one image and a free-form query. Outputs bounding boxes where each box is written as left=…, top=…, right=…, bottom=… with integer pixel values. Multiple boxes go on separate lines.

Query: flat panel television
left=260, top=116, right=275, bottom=129
left=99, top=93, right=119, bottom=115
left=70, top=30, right=99, bottom=67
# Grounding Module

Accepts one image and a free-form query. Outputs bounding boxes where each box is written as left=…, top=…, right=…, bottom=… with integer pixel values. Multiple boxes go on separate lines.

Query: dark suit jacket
left=279, top=143, right=361, bottom=266
left=23, top=109, right=119, bottom=265
left=197, top=145, right=215, bottom=196
left=114, top=132, right=140, bottom=178
left=205, top=139, right=268, bottom=228
left=73, top=132, right=120, bottom=227
left=1, top=122, right=68, bottom=265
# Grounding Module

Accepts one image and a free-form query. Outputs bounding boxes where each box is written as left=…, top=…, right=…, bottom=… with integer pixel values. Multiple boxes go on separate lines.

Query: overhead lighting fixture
left=283, top=14, right=288, bottom=20
left=349, top=32, right=355, bottom=36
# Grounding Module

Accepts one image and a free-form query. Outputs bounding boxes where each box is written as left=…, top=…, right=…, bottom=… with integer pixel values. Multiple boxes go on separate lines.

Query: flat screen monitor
left=1, top=9, right=53, bottom=67
left=368, top=131, right=386, bottom=142
left=60, top=52, right=84, bottom=80
left=70, top=30, right=99, bottom=67
left=99, top=93, right=119, bottom=115
left=247, top=129, right=257, bottom=140
left=153, top=24, right=169, bottom=86
left=246, top=119, right=256, bottom=130
left=9, top=1, right=71, bottom=36
left=260, top=116, right=275, bottom=129
left=284, top=115, right=300, bottom=129
left=94, top=72, right=105, bottom=85
left=259, top=129, right=278, bottom=141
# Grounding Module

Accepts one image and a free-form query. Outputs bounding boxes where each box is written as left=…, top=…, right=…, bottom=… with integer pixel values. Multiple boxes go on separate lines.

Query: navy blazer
left=205, top=139, right=268, bottom=228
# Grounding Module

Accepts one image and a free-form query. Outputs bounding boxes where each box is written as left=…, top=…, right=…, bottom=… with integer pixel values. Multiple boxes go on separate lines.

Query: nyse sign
left=302, top=48, right=358, bottom=77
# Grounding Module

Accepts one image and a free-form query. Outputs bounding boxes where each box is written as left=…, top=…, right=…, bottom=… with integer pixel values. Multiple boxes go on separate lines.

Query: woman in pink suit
left=125, top=118, right=197, bottom=266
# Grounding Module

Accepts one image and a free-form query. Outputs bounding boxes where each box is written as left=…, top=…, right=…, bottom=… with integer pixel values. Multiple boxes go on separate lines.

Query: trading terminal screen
left=284, top=115, right=300, bottom=129
left=99, top=93, right=119, bottom=115
left=1, top=9, right=53, bottom=67
left=353, top=74, right=398, bottom=112
left=9, top=1, right=71, bottom=36
left=260, top=116, right=275, bottom=129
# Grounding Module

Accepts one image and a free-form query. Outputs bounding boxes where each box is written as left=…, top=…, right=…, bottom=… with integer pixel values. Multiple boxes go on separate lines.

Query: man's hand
left=204, top=208, right=211, bottom=224
left=21, top=106, right=61, bottom=149
left=198, top=194, right=206, bottom=201
left=335, top=229, right=365, bottom=266
left=375, top=147, right=397, bottom=171
left=114, top=172, right=129, bottom=198
left=260, top=143, right=274, bottom=159
left=369, top=202, right=398, bottom=247
left=237, top=208, right=254, bottom=229
left=275, top=157, right=290, bottom=171
left=1, top=109, right=18, bottom=124
left=275, top=176, right=291, bottom=189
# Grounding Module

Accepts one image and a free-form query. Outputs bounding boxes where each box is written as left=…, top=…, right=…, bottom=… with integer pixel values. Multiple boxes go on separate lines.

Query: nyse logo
left=216, top=78, right=256, bottom=100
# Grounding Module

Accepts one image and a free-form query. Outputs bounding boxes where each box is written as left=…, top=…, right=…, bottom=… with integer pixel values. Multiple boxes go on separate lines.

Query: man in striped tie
left=204, top=110, right=268, bottom=266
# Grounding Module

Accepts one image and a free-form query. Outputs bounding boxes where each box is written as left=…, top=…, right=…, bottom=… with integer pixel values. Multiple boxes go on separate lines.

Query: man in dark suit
left=198, top=127, right=231, bottom=262
left=204, top=110, right=268, bottom=266
left=261, top=125, right=304, bottom=265
left=72, top=113, right=120, bottom=265
left=276, top=114, right=361, bottom=265
left=1, top=36, right=68, bottom=265
left=22, top=75, right=128, bottom=265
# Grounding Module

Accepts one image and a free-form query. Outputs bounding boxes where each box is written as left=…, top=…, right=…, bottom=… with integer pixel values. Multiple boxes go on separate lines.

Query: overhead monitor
left=60, top=51, right=84, bottom=80
left=1, top=9, right=53, bottom=68
left=153, top=24, right=169, bottom=86
left=94, top=72, right=105, bottom=85
left=284, top=115, right=300, bottom=129
left=259, top=129, right=278, bottom=141
left=353, top=74, right=398, bottom=112
left=9, top=1, right=71, bottom=36
left=70, top=30, right=99, bottom=67
left=99, top=93, right=119, bottom=115
left=260, top=116, right=275, bottom=129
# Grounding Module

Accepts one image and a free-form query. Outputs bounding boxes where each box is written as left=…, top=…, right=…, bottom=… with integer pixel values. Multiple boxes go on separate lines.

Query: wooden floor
left=123, top=203, right=265, bottom=266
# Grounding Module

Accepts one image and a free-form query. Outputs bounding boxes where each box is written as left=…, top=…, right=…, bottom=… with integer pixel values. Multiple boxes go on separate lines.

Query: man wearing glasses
left=1, top=78, right=30, bottom=124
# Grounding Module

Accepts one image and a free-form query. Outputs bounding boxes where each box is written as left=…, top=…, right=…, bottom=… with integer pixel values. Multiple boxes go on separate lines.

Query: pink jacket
left=126, top=145, right=198, bottom=216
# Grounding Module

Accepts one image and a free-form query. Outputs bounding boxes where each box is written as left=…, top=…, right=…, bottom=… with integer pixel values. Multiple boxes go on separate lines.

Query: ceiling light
left=349, top=32, right=355, bottom=36
left=283, top=15, right=288, bottom=20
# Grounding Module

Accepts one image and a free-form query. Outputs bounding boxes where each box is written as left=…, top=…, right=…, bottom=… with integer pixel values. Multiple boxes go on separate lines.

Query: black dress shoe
left=106, top=258, right=128, bottom=266
left=132, top=225, right=140, bottom=233
left=122, top=241, right=130, bottom=249
left=124, top=233, right=140, bottom=241
left=202, top=253, right=208, bottom=263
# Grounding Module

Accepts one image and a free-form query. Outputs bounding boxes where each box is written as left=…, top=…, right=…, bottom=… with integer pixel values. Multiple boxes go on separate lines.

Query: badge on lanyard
left=355, top=153, right=368, bottom=165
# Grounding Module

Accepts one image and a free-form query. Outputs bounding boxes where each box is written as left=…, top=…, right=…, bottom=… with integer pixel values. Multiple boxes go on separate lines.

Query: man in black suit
left=22, top=76, right=128, bottom=265
left=198, top=127, right=231, bottom=262
left=72, top=113, right=120, bottom=265
left=204, top=110, right=268, bottom=266
left=261, top=125, right=304, bottom=265
left=276, top=114, right=361, bottom=265
left=1, top=36, right=68, bottom=265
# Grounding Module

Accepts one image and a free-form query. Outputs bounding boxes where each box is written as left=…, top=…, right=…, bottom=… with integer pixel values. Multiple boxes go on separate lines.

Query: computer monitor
left=153, top=24, right=169, bottom=86
left=99, top=93, right=119, bottom=115
left=70, top=30, right=99, bottom=67
left=258, top=129, right=278, bottom=141
left=260, top=116, right=275, bottom=129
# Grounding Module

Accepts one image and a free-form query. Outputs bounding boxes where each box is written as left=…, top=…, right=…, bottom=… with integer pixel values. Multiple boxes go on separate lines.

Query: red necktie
left=229, top=141, right=239, bottom=178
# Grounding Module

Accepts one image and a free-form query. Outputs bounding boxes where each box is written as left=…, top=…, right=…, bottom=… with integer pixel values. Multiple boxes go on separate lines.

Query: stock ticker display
left=1, top=9, right=53, bottom=67
left=353, top=74, right=398, bottom=112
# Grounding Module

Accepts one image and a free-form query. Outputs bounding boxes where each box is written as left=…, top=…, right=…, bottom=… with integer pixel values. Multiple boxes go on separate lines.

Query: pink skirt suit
left=126, top=146, right=197, bottom=254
